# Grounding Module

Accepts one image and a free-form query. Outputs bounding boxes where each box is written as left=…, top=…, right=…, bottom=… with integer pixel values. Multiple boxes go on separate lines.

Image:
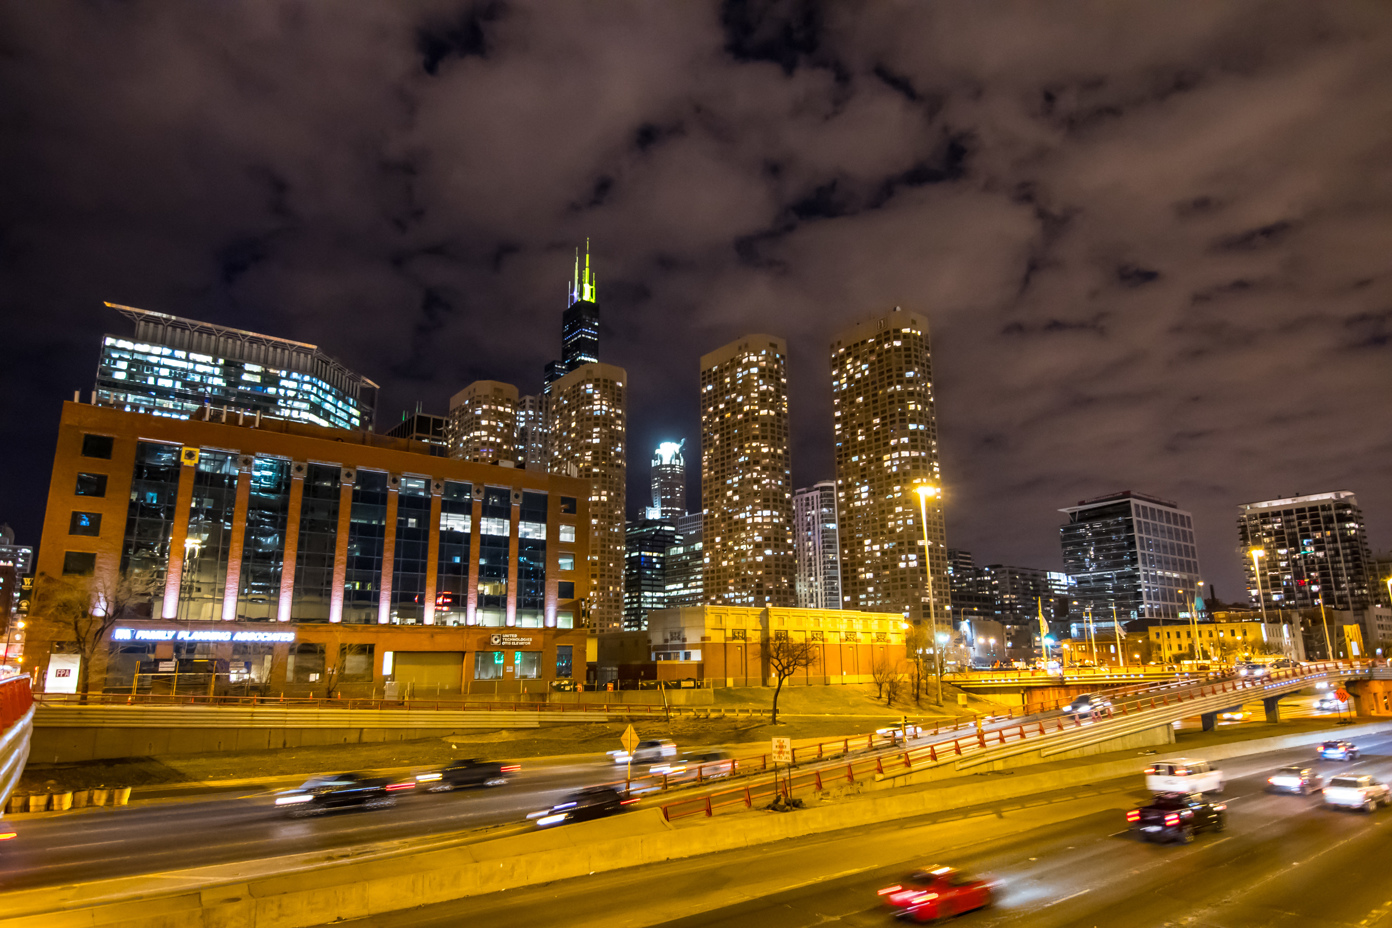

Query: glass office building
left=1060, top=491, right=1203, bottom=626
left=95, top=303, right=376, bottom=431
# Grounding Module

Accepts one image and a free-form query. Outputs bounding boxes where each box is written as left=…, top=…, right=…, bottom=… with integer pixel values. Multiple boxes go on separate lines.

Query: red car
left=878, top=865, right=995, bottom=921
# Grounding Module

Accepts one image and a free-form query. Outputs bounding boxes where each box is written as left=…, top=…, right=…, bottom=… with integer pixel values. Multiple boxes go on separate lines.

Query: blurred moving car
left=611, top=738, right=678, bottom=766
left=1267, top=766, right=1323, bottom=795
left=1145, top=759, right=1225, bottom=795
left=528, top=786, right=636, bottom=828
left=1217, top=709, right=1251, bottom=722
left=415, top=759, right=520, bottom=792
left=1315, top=695, right=1346, bottom=712
left=1322, top=775, right=1390, bottom=813
left=274, top=773, right=409, bottom=816
left=1063, top=694, right=1112, bottom=717
left=1127, top=793, right=1226, bottom=843
left=878, top=865, right=995, bottom=921
left=1318, top=740, right=1360, bottom=761
left=651, top=750, right=736, bottom=783
left=1235, top=662, right=1269, bottom=678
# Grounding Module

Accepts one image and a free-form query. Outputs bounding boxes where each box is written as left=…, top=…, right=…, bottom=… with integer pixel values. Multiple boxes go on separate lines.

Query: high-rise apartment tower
left=1237, top=491, right=1374, bottom=612
left=699, top=335, right=795, bottom=607
left=651, top=440, right=687, bottom=519
left=831, top=307, right=946, bottom=623
left=793, top=482, right=842, bottom=609
left=548, top=362, right=627, bottom=631
left=446, top=381, right=518, bottom=464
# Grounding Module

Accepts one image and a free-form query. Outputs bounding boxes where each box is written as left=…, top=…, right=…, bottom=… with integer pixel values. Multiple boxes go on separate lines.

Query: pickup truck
left=1145, top=758, right=1225, bottom=795
left=1126, top=793, right=1227, bottom=843
left=1322, top=775, right=1391, bottom=813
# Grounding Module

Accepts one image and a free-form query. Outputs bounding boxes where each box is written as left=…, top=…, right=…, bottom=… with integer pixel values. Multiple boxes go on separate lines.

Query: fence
left=37, top=690, right=676, bottom=715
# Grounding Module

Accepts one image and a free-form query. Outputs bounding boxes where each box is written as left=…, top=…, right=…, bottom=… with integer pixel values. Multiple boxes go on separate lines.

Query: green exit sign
left=493, top=651, right=504, bottom=664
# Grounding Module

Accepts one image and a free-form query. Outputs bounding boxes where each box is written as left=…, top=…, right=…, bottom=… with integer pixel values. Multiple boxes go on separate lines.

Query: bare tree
left=32, top=569, right=158, bottom=703
left=766, top=636, right=818, bottom=725
left=870, top=654, right=897, bottom=702
left=884, top=674, right=904, bottom=707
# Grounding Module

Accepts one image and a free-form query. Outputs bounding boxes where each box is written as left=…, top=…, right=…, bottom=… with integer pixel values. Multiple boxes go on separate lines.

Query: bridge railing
left=36, top=691, right=668, bottom=715
left=0, top=674, right=36, bottom=821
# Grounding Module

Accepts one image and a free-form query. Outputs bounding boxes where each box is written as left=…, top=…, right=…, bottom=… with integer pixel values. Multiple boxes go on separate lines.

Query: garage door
left=394, top=651, right=464, bottom=696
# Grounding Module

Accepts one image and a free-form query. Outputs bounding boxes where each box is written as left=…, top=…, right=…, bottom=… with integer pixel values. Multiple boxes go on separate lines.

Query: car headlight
left=416, top=773, right=442, bottom=782
left=536, top=813, right=568, bottom=827
left=276, top=794, right=313, bottom=805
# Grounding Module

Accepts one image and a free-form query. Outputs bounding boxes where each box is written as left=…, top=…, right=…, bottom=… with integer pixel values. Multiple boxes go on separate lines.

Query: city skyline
left=3, top=3, right=1391, bottom=602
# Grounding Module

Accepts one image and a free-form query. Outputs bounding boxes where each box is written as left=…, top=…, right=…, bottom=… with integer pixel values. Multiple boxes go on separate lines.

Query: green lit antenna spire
left=569, top=238, right=597, bottom=305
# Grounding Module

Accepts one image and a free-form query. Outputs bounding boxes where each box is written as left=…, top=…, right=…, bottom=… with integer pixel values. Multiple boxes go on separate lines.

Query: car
left=651, top=750, right=736, bottom=783
left=612, top=738, right=678, bottom=766
left=1267, top=766, right=1323, bottom=795
left=1145, top=759, right=1225, bottom=795
left=414, top=758, right=521, bottom=792
left=1318, top=740, right=1360, bottom=761
left=1322, top=775, right=1390, bottom=812
left=527, top=786, right=636, bottom=828
left=1315, top=695, right=1345, bottom=712
left=1217, top=709, right=1251, bottom=722
left=878, top=865, right=995, bottom=921
left=1063, top=694, right=1112, bottom=717
left=1127, top=793, right=1227, bottom=844
left=1236, top=662, right=1269, bottom=678
left=273, top=772, right=409, bottom=816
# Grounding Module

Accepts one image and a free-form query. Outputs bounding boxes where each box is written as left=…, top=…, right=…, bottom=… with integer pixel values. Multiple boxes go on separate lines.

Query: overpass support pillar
left=1200, top=711, right=1218, bottom=732
left=1263, top=696, right=1282, bottom=724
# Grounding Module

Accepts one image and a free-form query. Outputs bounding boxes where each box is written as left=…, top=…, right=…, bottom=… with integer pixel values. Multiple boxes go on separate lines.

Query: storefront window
left=339, top=643, right=375, bottom=681
left=515, top=651, right=542, bottom=679
left=238, top=457, right=291, bottom=621
left=474, top=650, right=503, bottom=681
left=555, top=645, right=573, bottom=679
left=292, top=464, right=340, bottom=622
left=288, top=643, right=325, bottom=683
left=556, top=609, right=574, bottom=629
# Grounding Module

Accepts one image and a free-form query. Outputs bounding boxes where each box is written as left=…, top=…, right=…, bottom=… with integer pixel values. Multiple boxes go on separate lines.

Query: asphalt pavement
left=337, top=731, right=1392, bottom=928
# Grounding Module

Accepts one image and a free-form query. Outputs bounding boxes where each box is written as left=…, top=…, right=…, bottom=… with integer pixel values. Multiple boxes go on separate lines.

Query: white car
left=1322, top=775, right=1390, bottom=813
left=1145, top=759, right=1225, bottom=795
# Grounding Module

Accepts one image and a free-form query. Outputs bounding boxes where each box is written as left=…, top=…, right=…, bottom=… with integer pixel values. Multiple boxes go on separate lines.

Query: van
left=1145, top=758, right=1225, bottom=795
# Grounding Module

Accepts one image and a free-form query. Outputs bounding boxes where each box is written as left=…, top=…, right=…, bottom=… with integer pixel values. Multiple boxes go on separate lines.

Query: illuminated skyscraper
left=515, top=394, right=549, bottom=471
left=831, top=307, right=946, bottom=624
left=700, top=335, right=795, bottom=607
left=548, top=362, right=627, bottom=631
left=623, top=516, right=678, bottom=630
left=95, top=303, right=376, bottom=431
left=664, top=513, right=704, bottom=608
left=1237, top=491, right=1373, bottom=612
left=651, top=440, right=687, bottom=519
left=544, top=241, right=600, bottom=393
left=793, top=481, right=841, bottom=609
left=446, top=381, right=518, bottom=464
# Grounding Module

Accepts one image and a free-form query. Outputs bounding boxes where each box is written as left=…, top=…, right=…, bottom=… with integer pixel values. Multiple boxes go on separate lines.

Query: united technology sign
left=112, top=628, right=296, bottom=643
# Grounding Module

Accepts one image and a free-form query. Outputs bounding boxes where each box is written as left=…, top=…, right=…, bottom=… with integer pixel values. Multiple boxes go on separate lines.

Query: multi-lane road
left=337, top=729, right=1392, bottom=928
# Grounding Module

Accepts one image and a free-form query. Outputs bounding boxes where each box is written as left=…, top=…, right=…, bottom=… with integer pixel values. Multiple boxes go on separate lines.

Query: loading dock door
left=394, top=651, right=464, bottom=696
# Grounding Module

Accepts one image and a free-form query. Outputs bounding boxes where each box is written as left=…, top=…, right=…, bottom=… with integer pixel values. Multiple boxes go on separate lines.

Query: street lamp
left=1249, top=549, right=1268, bottom=622
left=914, top=483, right=943, bottom=702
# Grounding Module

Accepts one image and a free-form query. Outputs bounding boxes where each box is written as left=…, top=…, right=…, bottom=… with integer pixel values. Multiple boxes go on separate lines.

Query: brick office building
left=30, top=402, right=591, bottom=697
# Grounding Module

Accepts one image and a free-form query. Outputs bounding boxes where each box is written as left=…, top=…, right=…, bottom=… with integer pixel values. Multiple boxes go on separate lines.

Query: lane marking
left=1040, top=888, right=1091, bottom=908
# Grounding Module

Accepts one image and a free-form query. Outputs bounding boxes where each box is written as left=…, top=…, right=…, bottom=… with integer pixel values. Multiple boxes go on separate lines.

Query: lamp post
left=1250, top=549, right=1268, bottom=622
left=914, top=483, right=942, bottom=704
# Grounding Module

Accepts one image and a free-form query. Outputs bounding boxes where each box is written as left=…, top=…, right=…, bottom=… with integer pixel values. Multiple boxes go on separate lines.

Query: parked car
left=878, top=865, right=996, bottom=921
left=273, top=773, right=408, bottom=816
left=1267, top=766, right=1323, bottom=795
left=1318, top=740, right=1360, bottom=761
left=1322, top=775, right=1390, bottom=813
left=528, top=786, right=636, bottom=828
left=1145, top=759, right=1225, bottom=795
left=415, top=758, right=520, bottom=792
left=1127, top=793, right=1227, bottom=843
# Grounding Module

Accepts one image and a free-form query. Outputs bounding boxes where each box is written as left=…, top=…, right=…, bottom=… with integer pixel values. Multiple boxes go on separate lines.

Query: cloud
left=2, top=0, right=1391, bottom=600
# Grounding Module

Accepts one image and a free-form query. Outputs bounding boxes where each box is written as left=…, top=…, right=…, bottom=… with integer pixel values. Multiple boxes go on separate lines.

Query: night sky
left=3, top=2, right=1390, bottom=600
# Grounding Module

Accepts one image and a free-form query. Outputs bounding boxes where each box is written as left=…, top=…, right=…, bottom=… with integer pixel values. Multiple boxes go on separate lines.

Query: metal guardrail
left=653, top=661, right=1372, bottom=821
left=0, top=676, right=35, bottom=824
left=32, top=703, right=616, bottom=730
left=37, top=692, right=673, bottom=715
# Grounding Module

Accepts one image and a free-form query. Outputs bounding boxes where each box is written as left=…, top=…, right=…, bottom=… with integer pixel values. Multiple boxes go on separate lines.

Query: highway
left=338, top=730, right=1392, bottom=928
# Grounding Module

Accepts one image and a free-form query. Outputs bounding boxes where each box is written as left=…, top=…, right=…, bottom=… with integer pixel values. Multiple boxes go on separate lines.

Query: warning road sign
left=620, top=724, right=640, bottom=756
left=771, top=736, right=792, bottom=765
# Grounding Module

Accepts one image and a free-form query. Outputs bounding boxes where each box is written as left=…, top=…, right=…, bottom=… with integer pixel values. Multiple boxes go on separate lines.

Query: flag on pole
left=1037, top=597, right=1049, bottom=639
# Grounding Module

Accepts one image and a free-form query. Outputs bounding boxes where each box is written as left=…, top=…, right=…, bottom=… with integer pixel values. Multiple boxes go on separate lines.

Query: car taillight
left=1126, top=810, right=1140, bottom=822
left=1164, top=814, right=1180, bottom=826
left=1144, top=767, right=1156, bottom=775
left=385, top=782, right=415, bottom=791
left=501, top=765, right=521, bottom=772
left=1213, top=804, right=1226, bottom=811
left=0, top=831, right=15, bottom=841
left=878, top=885, right=903, bottom=895
left=620, top=798, right=640, bottom=805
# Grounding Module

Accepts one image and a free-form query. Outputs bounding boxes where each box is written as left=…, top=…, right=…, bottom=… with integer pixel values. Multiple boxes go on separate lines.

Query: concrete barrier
left=14, top=719, right=1392, bottom=928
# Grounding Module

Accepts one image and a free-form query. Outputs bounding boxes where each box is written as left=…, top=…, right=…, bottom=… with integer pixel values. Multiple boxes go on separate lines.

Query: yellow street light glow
left=915, top=484, right=940, bottom=500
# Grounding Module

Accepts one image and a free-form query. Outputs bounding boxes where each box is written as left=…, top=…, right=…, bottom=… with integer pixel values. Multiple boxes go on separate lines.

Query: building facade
left=1060, top=491, right=1203, bottom=627
left=547, top=363, right=627, bottom=632
left=651, top=440, right=687, bottom=519
left=1147, top=616, right=1295, bottom=663
left=383, top=411, right=447, bottom=456
left=623, top=517, right=679, bottom=630
left=664, top=512, right=704, bottom=608
left=515, top=394, right=549, bottom=471
left=1237, top=491, right=1375, bottom=613
left=699, top=335, right=795, bottom=608
left=29, top=402, right=591, bottom=695
left=793, top=481, right=841, bottom=610
left=96, top=303, right=376, bottom=431
left=446, top=381, right=519, bottom=465
left=830, top=307, right=946, bottom=624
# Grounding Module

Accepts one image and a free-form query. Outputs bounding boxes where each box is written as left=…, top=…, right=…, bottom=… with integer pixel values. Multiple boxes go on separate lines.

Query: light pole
left=914, top=483, right=942, bottom=704
left=1250, top=549, right=1268, bottom=622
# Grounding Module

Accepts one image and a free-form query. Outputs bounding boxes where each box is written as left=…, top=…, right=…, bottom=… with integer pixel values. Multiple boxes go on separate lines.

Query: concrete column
left=1263, top=695, right=1282, bottom=724
left=220, top=461, right=253, bottom=621
left=378, top=481, right=399, bottom=624
left=329, top=471, right=354, bottom=623
left=506, top=489, right=520, bottom=627
left=1201, top=711, right=1218, bottom=732
left=161, top=448, right=200, bottom=619
left=277, top=467, right=306, bottom=621
left=465, top=495, right=482, bottom=624
left=423, top=482, right=442, bottom=625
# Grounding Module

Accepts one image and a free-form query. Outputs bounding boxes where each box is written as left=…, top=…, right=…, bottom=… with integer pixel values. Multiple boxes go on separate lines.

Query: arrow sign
left=1335, top=688, right=1350, bottom=703
left=620, top=724, right=640, bottom=756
